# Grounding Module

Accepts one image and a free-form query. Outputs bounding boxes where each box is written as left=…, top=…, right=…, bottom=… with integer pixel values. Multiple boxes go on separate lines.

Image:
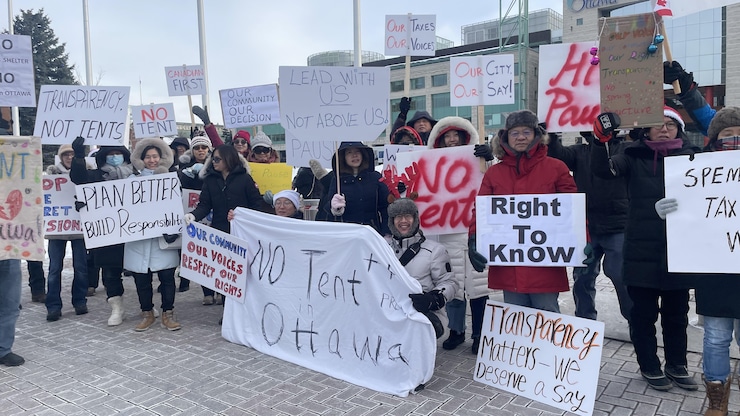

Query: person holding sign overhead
left=391, top=97, right=437, bottom=145
left=590, top=108, right=700, bottom=392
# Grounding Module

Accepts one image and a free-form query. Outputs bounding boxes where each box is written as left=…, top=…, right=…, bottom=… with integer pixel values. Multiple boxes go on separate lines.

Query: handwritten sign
left=34, top=85, right=130, bottom=145
left=220, top=84, right=280, bottom=129
left=43, top=174, right=82, bottom=236
left=665, top=151, right=740, bottom=273
left=181, top=189, right=211, bottom=225
left=223, top=208, right=437, bottom=397
left=384, top=14, right=436, bottom=57
left=131, top=103, right=177, bottom=138
left=284, top=131, right=340, bottom=168
left=164, top=65, right=206, bottom=96
left=537, top=42, right=601, bottom=132
left=598, top=13, right=664, bottom=127
left=392, top=146, right=484, bottom=235
left=0, top=136, right=44, bottom=261
left=75, top=172, right=185, bottom=248
left=248, top=162, right=293, bottom=195
left=0, top=34, right=35, bottom=107
left=474, top=300, right=604, bottom=415
left=278, top=66, right=390, bottom=141
left=180, top=222, right=248, bottom=303
left=475, top=194, right=587, bottom=266
left=450, top=55, right=515, bottom=106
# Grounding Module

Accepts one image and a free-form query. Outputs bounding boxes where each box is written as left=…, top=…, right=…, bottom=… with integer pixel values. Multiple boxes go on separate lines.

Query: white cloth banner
left=278, top=66, right=390, bottom=141
left=475, top=194, right=587, bottom=266
left=180, top=222, right=248, bottom=304
left=450, top=55, right=515, bottom=106
left=384, top=14, right=437, bottom=57
left=665, top=151, right=740, bottom=273
left=164, top=65, right=206, bottom=96
left=0, top=34, right=36, bottom=107
left=474, top=300, right=604, bottom=415
left=34, top=85, right=131, bottom=145
left=43, top=174, right=82, bottom=236
left=75, top=172, right=185, bottom=248
left=220, top=84, right=280, bottom=128
left=131, top=103, right=177, bottom=138
left=224, top=208, right=437, bottom=397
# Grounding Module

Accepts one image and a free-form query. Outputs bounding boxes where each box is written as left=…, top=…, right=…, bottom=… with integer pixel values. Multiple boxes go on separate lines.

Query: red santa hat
left=663, top=106, right=685, bottom=130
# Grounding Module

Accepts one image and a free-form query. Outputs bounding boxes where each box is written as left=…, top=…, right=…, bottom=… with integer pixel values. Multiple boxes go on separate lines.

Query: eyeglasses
left=192, top=145, right=209, bottom=150
left=212, top=157, right=222, bottom=163
left=509, top=129, right=534, bottom=139
left=233, top=139, right=248, bottom=145
left=274, top=200, right=295, bottom=207
left=253, top=147, right=270, bottom=154
left=61, top=153, right=74, bottom=158
left=653, top=122, right=678, bottom=131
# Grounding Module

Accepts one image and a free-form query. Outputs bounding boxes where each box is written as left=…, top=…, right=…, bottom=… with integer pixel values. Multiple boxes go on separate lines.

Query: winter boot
left=162, top=310, right=182, bottom=331
left=442, top=330, right=465, bottom=350
left=134, top=310, right=156, bottom=332
left=107, top=296, right=124, bottom=326
left=702, top=375, right=730, bottom=416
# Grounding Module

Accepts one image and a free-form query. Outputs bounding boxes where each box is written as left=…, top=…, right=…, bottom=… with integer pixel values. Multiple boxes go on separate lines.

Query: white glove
left=184, top=213, right=195, bottom=225
left=330, top=193, right=346, bottom=216
left=654, top=198, right=678, bottom=220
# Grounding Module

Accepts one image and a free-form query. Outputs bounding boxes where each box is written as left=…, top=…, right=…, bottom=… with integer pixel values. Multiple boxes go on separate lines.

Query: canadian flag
left=654, top=0, right=674, bottom=16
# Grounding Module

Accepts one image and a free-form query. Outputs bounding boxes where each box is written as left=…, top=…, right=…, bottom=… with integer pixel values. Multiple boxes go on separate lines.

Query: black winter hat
left=387, top=198, right=420, bottom=238
left=406, top=110, right=437, bottom=128
left=505, top=110, right=539, bottom=131
left=169, top=136, right=190, bottom=151
left=708, top=107, right=740, bottom=143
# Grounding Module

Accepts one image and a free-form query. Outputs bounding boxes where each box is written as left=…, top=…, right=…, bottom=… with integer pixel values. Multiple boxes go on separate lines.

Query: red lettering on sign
left=544, top=43, right=601, bottom=130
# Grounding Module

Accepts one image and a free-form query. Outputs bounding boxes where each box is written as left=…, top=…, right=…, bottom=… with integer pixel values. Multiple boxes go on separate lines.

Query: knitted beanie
left=190, top=135, right=212, bottom=150
left=387, top=198, right=420, bottom=238
left=273, top=190, right=301, bottom=210
left=251, top=131, right=272, bottom=149
left=708, top=107, right=740, bottom=142
left=57, top=144, right=73, bottom=157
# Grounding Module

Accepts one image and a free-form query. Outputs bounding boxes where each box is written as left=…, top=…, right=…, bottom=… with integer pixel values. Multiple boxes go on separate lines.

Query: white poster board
left=180, top=222, right=248, bottom=304
left=131, top=103, right=177, bottom=138
left=665, top=151, right=740, bottom=273
left=278, top=66, right=390, bottom=141
left=34, top=85, right=131, bottom=145
left=75, top=172, right=185, bottom=248
left=0, top=34, right=36, bottom=107
left=164, top=65, right=206, bottom=96
left=43, top=174, right=82, bottom=236
left=474, top=300, right=604, bottom=415
left=384, top=14, right=437, bottom=57
left=220, top=84, right=280, bottom=128
left=537, top=42, right=601, bottom=132
left=284, top=131, right=340, bottom=168
left=475, top=194, right=587, bottom=266
left=223, top=208, right=437, bottom=397
left=450, top=55, right=515, bottom=106
left=181, top=189, right=211, bottom=225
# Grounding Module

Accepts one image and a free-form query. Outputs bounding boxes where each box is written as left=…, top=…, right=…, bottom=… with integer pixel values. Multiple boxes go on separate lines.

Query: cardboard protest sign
left=665, top=151, right=740, bottom=273
left=537, top=42, right=601, bottom=132
left=0, top=34, right=36, bottom=107
left=384, top=14, right=437, bottom=57
left=278, top=66, right=390, bottom=141
left=164, top=65, right=206, bottom=96
left=180, top=222, right=248, bottom=303
left=283, top=131, right=340, bottom=168
left=475, top=194, right=587, bottom=266
left=220, top=84, right=280, bottom=128
left=0, top=136, right=44, bottom=261
left=598, top=13, right=664, bottom=128
left=248, top=162, right=293, bottom=195
left=450, top=55, right=515, bottom=106
left=43, top=174, right=82, bottom=236
left=75, top=172, right=185, bottom=248
left=393, top=146, right=484, bottom=235
left=224, top=208, right=437, bottom=397
left=474, top=300, right=604, bottom=415
left=131, top=103, right=177, bottom=138
left=34, top=85, right=130, bottom=145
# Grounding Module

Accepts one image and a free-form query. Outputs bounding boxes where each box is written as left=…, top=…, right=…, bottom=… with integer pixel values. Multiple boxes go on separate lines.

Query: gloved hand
left=474, top=144, right=494, bottom=161
left=72, top=136, right=86, bottom=158
left=184, top=213, right=195, bottom=225
left=330, top=193, right=345, bottom=216
left=162, top=234, right=179, bottom=244
left=263, top=190, right=274, bottom=206
left=582, top=243, right=595, bottom=265
left=655, top=197, right=678, bottom=220
left=192, top=105, right=211, bottom=125
left=468, top=235, right=487, bottom=272
left=74, top=200, right=87, bottom=212
left=579, top=131, right=595, bottom=142
left=399, top=97, right=411, bottom=116
left=191, top=163, right=203, bottom=174
left=663, top=61, right=694, bottom=92
left=409, top=289, right=446, bottom=313
left=309, top=159, right=329, bottom=180
left=593, top=112, right=621, bottom=143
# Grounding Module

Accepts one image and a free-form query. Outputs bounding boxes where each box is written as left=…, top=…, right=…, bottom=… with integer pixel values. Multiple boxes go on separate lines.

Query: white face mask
left=716, top=136, right=740, bottom=151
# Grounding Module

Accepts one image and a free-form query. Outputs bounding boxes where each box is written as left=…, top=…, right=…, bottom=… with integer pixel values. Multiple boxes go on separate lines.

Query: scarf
left=644, top=138, right=683, bottom=174
left=100, top=163, right=134, bottom=180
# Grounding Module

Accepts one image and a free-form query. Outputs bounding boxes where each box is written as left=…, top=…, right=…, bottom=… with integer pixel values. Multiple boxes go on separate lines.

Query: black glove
left=397, top=182, right=407, bottom=194
left=162, top=233, right=179, bottom=244
left=663, top=61, right=694, bottom=92
left=72, top=136, right=86, bottom=158
left=74, top=200, right=87, bottom=212
left=399, top=97, right=411, bottom=116
left=473, top=144, right=494, bottom=161
left=409, top=289, right=446, bottom=313
left=192, top=105, right=211, bottom=125
left=468, top=236, right=487, bottom=272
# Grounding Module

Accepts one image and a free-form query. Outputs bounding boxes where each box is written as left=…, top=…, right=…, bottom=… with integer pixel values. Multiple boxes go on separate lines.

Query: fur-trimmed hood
left=199, top=151, right=251, bottom=179
left=131, top=138, right=174, bottom=174
left=427, top=116, right=479, bottom=149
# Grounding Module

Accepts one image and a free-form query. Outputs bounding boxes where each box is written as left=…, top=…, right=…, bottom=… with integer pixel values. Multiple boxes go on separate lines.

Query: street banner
left=220, top=84, right=280, bottom=128
left=384, top=14, right=437, bottom=57
left=0, top=34, right=36, bottom=107
left=164, top=65, right=206, bottom=96
left=248, top=162, right=293, bottom=195
left=450, top=54, right=515, bottom=106
left=43, top=174, right=82, bottom=236
left=131, top=103, right=177, bottom=138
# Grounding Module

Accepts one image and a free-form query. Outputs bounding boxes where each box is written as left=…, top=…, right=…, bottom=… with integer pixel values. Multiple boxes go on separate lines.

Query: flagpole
left=8, top=0, right=19, bottom=135
left=82, top=0, right=93, bottom=86
left=353, top=0, right=361, bottom=68
left=197, top=0, right=210, bottom=116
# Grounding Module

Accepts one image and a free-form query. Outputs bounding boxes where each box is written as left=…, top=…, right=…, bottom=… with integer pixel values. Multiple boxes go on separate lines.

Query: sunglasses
left=192, top=145, right=209, bottom=150
left=212, top=157, right=222, bottom=163
left=233, top=139, right=248, bottom=145
left=253, top=147, right=270, bottom=154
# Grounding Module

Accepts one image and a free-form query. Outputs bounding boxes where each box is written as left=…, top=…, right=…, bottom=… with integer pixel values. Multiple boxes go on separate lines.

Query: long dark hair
left=214, top=145, right=242, bottom=172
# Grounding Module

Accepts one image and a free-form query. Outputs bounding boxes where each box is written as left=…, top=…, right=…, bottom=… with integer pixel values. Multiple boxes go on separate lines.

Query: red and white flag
left=654, top=0, right=674, bottom=16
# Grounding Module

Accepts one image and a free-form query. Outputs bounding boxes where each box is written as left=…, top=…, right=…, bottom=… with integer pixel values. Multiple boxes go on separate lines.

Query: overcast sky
left=4, top=0, right=562, bottom=125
